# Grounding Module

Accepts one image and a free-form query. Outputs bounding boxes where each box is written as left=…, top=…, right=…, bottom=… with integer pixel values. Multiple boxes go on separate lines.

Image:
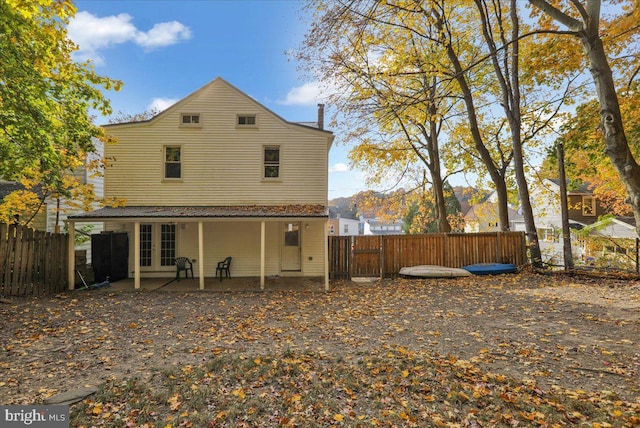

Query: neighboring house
left=69, top=77, right=334, bottom=290
left=360, top=216, right=404, bottom=235
left=529, top=178, right=636, bottom=262
left=328, top=216, right=360, bottom=236
left=463, top=201, right=522, bottom=233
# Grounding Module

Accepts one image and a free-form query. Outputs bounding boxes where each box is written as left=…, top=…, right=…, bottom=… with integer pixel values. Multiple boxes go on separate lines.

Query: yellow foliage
left=0, top=190, right=44, bottom=226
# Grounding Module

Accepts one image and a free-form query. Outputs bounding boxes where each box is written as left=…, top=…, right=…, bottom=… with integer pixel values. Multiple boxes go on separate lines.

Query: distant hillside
left=330, top=187, right=484, bottom=219
left=328, top=196, right=358, bottom=219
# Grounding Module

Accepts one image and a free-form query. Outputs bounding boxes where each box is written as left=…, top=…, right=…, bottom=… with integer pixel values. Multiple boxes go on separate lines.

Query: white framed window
left=582, top=196, right=595, bottom=216
left=180, top=113, right=201, bottom=126
left=263, top=146, right=280, bottom=179
left=237, top=114, right=257, bottom=127
left=164, top=146, right=182, bottom=179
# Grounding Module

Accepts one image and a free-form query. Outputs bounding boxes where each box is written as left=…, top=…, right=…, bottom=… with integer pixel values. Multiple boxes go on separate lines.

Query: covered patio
left=68, top=205, right=330, bottom=292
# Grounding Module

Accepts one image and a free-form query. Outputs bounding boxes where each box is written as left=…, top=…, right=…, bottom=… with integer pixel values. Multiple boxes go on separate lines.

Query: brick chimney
left=317, top=103, right=325, bottom=130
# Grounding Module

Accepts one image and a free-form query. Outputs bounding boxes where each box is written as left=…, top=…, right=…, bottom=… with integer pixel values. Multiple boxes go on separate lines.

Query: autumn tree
left=403, top=181, right=463, bottom=234
left=298, top=0, right=469, bottom=233
left=108, top=108, right=160, bottom=125
left=469, top=0, right=548, bottom=264
left=402, top=0, right=524, bottom=237
left=540, top=86, right=640, bottom=216
left=0, top=0, right=120, bottom=226
left=528, top=0, right=640, bottom=235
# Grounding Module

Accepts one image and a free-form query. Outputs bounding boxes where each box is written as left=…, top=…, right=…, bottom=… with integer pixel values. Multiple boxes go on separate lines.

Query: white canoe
left=399, top=265, right=472, bottom=278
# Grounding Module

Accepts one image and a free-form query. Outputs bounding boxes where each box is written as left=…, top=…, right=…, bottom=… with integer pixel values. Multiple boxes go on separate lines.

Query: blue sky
left=70, top=0, right=368, bottom=200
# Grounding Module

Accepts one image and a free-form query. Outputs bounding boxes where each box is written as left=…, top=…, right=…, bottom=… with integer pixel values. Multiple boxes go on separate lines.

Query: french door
left=139, top=223, right=176, bottom=270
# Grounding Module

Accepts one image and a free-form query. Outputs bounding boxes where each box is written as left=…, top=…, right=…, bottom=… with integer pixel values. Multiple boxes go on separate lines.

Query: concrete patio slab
left=87, top=276, right=328, bottom=293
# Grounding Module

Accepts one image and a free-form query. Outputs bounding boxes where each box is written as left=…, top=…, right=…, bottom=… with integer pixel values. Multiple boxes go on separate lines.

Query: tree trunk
left=426, top=86, right=452, bottom=233
left=557, top=142, right=574, bottom=269
left=434, top=10, right=511, bottom=231
left=431, top=170, right=452, bottom=233
left=528, top=0, right=640, bottom=238
left=475, top=0, right=542, bottom=264
left=581, top=32, right=640, bottom=236
left=506, top=1, right=543, bottom=266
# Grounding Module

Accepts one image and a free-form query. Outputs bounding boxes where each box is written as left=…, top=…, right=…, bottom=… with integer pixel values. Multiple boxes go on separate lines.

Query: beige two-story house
left=69, top=77, right=333, bottom=290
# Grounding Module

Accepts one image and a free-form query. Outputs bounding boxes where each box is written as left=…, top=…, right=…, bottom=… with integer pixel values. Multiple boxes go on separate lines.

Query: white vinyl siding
left=104, top=79, right=329, bottom=205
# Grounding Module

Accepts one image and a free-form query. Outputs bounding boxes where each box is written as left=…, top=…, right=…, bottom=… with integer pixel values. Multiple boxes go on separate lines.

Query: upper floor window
left=263, top=146, right=280, bottom=179
left=237, top=115, right=256, bottom=126
left=164, top=146, right=181, bottom=179
left=582, top=196, right=595, bottom=216
left=181, top=113, right=200, bottom=126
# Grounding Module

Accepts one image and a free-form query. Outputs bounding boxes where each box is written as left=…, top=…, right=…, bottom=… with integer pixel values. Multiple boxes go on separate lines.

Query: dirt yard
left=1, top=271, right=639, bottom=405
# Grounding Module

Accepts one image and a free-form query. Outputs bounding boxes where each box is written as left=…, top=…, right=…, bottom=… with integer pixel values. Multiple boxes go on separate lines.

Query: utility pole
left=557, top=142, right=574, bottom=269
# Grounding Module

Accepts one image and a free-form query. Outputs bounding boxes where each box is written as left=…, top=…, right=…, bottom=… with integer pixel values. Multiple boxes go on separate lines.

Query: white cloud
left=68, top=11, right=191, bottom=64
left=279, top=82, right=323, bottom=106
left=148, top=98, right=179, bottom=112
left=329, top=163, right=349, bottom=173
left=134, top=21, right=192, bottom=49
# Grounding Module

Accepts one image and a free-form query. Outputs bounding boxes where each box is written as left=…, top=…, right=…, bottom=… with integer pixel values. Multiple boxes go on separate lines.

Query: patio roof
left=69, top=204, right=329, bottom=220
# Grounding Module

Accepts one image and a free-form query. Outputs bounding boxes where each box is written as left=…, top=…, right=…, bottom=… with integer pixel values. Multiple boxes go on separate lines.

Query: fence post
left=379, top=236, right=384, bottom=279
left=496, top=231, right=502, bottom=263
left=443, top=233, right=449, bottom=266
left=636, top=238, right=640, bottom=274
left=348, top=235, right=353, bottom=280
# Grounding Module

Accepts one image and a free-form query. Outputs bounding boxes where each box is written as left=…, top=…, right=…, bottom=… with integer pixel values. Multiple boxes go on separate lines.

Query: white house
left=463, top=201, right=523, bottom=233
left=69, top=78, right=334, bottom=290
left=360, top=216, right=404, bottom=235
left=529, top=178, right=636, bottom=263
left=328, top=216, right=361, bottom=236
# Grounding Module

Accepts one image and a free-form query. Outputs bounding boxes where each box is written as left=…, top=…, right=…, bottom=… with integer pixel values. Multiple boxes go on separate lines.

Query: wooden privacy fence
left=329, top=232, right=527, bottom=279
left=0, top=223, right=68, bottom=296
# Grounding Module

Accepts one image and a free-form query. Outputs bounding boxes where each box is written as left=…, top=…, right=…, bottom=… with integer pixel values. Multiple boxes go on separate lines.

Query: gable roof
left=103, top=77, right=333, bottom=136
left=0, top=181, right=24, bottom=199
left=0, top=181, right=46, bottom=199
left=546, top=178, right=593, bottom=195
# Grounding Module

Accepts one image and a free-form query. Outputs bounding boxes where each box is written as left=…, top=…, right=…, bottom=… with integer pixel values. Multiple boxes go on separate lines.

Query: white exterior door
left=282, top=222, right=301, bottom=271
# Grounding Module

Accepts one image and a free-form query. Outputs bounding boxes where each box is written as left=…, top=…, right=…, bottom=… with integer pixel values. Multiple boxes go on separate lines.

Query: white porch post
left=260, top=220, right=265, bottom=290
left=198, top=221, right=205, bottom=290
left=324, top=219, right=330, bottom=292
left=68, top=221, right=75, bottom=290
left=134, top=221, right=140, bottom=289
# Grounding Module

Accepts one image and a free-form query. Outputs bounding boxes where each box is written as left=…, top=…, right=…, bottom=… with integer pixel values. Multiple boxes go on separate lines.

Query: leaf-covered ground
left=1, top=272, right=639, bottom=426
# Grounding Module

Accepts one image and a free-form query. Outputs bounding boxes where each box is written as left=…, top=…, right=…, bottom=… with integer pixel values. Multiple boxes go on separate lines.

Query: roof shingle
left=69, top=205, right=328, bottom=220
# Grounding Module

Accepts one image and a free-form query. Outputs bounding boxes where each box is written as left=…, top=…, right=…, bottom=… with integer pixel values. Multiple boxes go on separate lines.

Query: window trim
left=180, top=113, right=202, bottom=127
left=163, top=145, right=183, bottom=181
left=236, top=114, right=258, bottom=128
left=582, top=196, right=596, bottom=216
left=262, top=145, right=281, bottom=180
